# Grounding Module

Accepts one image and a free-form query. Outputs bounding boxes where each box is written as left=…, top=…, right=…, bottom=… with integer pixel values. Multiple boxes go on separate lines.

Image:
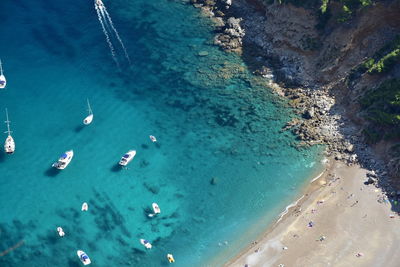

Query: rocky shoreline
left=186, top=0, right=400, bottom=200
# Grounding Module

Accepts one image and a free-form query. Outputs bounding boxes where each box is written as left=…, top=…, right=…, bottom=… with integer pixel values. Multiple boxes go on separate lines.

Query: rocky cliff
left=188, top=0, right=400, bottom=193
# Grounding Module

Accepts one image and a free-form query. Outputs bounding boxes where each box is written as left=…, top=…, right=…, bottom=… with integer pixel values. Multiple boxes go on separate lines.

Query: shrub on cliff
left=360, top=79, right=400, bottom=142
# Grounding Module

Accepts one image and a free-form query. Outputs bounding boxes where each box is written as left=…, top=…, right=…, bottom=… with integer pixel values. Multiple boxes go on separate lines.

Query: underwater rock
left=140, top=160, right=150, bottom=168
left=198, top=51, right=209, bottom=56
left=210, top=177, right=218, bottom=185
left=144, top=182, right=160, bottom=194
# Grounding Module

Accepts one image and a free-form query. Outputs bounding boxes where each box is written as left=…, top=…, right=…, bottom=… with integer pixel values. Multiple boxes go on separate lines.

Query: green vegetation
left=320, top=0, right=329, bottom=13
left=348, top=35, right=400, bottom=84
left=360, top=79, right=400, bottom=142
left=263, top=0, right=378, bottom=28
left=360, top=35, right=400, bottom=74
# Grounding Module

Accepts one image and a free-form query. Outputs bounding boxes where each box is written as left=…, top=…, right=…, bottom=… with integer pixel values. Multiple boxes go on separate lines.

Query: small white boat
left=119, top=150, right=136, bottom=166
left=152, top=203, right=161, bottom=214
left=0, top=60, right=6, bottom=89
left=4, top=108, right=15, bottom=154
left=82, top=202, right=88, bottom=211
left=140, top=239, right=152, bottom=249
left=167, top=254, right=175, bottom=263
left=77, top=250, right=91, bottom=265
left=148, top=203, right=161, bottom=218
left=52, top=150, right=74, bottom=169
left=95, top=0, right=104, bottom=9
left=57, top=227, right=65, bottom=237
left=149, top=135, right=157, bottom=142
left=83, top=99, right=93, bottom=125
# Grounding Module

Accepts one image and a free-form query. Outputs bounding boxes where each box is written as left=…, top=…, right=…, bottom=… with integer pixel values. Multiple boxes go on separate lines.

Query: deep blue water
left=0, top=0, right=323, bottom=266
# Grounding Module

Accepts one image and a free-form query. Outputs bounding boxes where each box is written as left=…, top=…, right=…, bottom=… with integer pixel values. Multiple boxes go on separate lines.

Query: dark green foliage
left=262, top=0, right=377, bottom=27
left=360, top=79, right=400, bottom=142
left=360, top=35, right=400, bottom=74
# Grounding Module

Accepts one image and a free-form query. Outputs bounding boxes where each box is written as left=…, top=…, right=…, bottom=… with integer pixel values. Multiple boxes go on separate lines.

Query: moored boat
left=148, top=203, right=161, bottom=218
left=83, top=99, right=93, bottom=125
left=4, top=108, right=15, bottom=154
left=0, top=60, right=6, bottom=89
left=149, top=135, right=157, bottom=142
left=140, top=239, right=152, bottom=249
left=119, top=150, right=136, bottom=166
left=152, top=203, right=160, bottom=214
left=167, top=254, right=175, bottom=263
left=52, top=150, right=74, bottom=169
left=77, top=250, right=91, bottom=265
left=57, top=227, right=65, bottom=237
left=82, top=202, right=88, bottom=211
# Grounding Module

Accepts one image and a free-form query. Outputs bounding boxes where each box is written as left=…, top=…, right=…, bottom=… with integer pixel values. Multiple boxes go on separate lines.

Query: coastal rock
left=346, top=144, right=354, bottom=153
left=303, top=107, right=315, bottom=119
left=366, top=177, right=376, bottom=185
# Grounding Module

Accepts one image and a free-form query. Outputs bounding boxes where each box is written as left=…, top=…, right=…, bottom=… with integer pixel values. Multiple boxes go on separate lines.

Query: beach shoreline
left=225, top=159, right=400, bottom=267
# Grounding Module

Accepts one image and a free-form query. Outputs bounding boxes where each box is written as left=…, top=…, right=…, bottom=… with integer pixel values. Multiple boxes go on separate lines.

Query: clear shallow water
left=0, top=0, right=322, bottom=266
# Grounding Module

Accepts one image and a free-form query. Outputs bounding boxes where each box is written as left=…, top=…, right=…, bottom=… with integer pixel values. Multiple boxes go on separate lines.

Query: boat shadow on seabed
left=110, top=163, right=123, bottom=172
left=44, top=166, right=61, bottom=177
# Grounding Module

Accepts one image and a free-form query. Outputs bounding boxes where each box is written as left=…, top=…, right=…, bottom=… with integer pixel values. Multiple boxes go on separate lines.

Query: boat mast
left=4, top=108, right=12, bottom=136
left=0, top=60, right=3, bottom=76
left=87, top=98, right=93, bottom=115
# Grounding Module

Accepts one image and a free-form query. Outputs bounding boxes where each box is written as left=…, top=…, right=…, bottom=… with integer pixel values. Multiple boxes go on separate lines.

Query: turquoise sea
left=0, top=0, right=323, bottom=266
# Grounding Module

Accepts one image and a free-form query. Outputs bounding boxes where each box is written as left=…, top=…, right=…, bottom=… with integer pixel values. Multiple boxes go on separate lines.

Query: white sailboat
left=83, top=99, right=93, bottom=125
left=4, top=108, right=15, bottom=154
left=0, top=60, right=6, bottom=89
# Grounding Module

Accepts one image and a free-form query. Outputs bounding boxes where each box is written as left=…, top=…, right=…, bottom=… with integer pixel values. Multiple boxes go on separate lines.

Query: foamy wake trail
left=96, top=5, right=120, bottom=68
left=101, top=6, right=131, bottom=65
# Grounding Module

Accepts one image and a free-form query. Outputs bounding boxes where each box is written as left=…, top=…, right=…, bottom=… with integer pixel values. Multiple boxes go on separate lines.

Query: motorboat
left=4, top=108, right=15, bottom=154
left=148, top=203, right=161, bottom=218
left=118, top=150, right=136, bottom=166
left=52, top=150, right=74, bottom=169
left=83, top=99, right=93, bottom=125
left=82, top=202, right=88, bottom=211
left=77, top=250, right=91, bottom=265
left=149, top=135, right=157, bottom=142
left=152, top=203, right=161, bottom=214
left=57, top=227, right=65, bottom=237
left=95, top=0, right=104, bottom=9
left=140, top=239, right=152, bottom=249
left=167, top=254, right=175, bottom=263
left=0, top=60, right=6, bottom=89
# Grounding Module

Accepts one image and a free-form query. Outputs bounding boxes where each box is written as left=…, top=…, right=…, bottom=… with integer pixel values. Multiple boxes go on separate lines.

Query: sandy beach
left=226, top=160, right=400, bottom=267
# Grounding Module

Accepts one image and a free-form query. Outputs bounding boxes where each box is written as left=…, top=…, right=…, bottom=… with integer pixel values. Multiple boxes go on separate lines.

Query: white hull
left=119, top=150, right=136, bottom=166
left=52, top=150, right=74, bottom=169
left=0, top=74, right=6, bottom=89
left=82, top=202, right=88, bottom=211
left=167, top=254, right=175, bottom=263
left=140, top=239, right=152, bottom=249
left=83, top=114, right=93, bottom=125
left=57, top=227, right=65, bottom=237
left=77, top=250, right=91, bottom=265
left=152, top=203, right=161, bottom=214
left=149, top=135, right=157, bottom=142
left=4, top=135, right=15, bottom=154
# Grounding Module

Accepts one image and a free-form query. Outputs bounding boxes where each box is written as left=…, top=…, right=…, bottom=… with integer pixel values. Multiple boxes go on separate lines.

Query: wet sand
left=226, top=160, right=400, bottom=267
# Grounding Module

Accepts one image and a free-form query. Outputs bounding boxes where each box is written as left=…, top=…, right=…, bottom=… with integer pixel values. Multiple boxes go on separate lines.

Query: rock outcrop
left=187, top=0, right=400, bottom=192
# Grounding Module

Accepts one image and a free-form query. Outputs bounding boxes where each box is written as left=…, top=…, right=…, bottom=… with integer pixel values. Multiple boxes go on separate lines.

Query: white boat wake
left=95, top=0, right=131, bottom=66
